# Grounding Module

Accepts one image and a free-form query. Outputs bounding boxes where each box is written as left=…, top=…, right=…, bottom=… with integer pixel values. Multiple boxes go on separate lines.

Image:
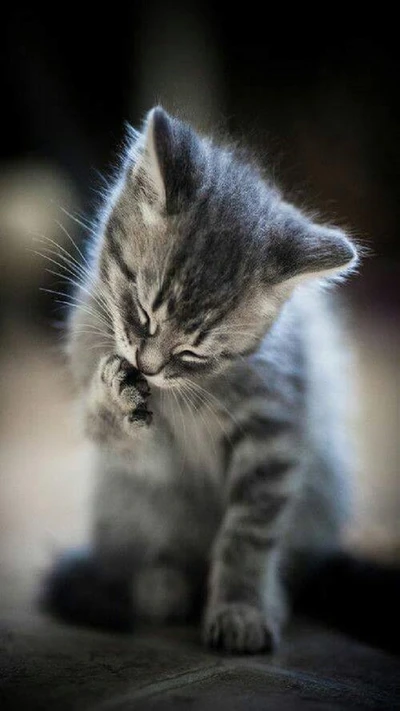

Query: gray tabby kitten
left=47, top=107, right=358, bottom=653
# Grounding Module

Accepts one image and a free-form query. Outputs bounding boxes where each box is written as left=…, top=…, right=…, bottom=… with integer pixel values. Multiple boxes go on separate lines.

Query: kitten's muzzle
left=136, top=348, right=164, bottom=377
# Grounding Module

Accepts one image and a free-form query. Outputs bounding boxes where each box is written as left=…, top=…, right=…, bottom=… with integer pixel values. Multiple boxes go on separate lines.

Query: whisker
left=54, top=219, right=92, bottom=270
left=183, top=379, right=230, bottom=440
left=179, top=381, right=220, bottom=469
left=85, top=342, right=114, bottom=352
left=57, top=206, right=98, bottom=239
left=186, top=378, right=243, bottom=437
left=33, top=235, right=87, bottom=276
left=176, top=384, right=212, bottom=494
left=32, top=236, right=113, bottom=318
left=176, top=388, right=190, bottom=469
left=170, top=388, right=186, bottom=477
left=41, top=289, right=112, bottom=330
left=73, top=321, right=113, bottom=335
left=36, top=248, right=107, bottom=310
left=34, top=251, right=113, bottom=324
left=72, top=328, right=114, bottom=339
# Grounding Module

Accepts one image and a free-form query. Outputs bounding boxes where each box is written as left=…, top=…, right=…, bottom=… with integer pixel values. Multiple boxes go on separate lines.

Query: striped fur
left=52, top=108, right=359, bottom=653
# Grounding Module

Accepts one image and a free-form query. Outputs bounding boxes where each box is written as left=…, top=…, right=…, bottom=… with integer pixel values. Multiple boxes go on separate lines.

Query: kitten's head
left=97, top=107, right=357, bottom=389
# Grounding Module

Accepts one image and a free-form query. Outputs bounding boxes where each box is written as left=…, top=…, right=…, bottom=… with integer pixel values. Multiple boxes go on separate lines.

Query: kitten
left=44, top=107, right=358, bottom=653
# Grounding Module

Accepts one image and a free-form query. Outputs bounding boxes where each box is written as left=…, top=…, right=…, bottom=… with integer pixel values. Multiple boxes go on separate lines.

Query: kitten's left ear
left=268, top=204, right=358, bottom=283
left=130, top=106, right=202, bottom=214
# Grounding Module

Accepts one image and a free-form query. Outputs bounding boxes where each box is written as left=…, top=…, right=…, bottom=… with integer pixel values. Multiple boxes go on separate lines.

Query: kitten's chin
left=146, top=375, right=189, bottom=392
left=145, top=373, right=170, bottom=390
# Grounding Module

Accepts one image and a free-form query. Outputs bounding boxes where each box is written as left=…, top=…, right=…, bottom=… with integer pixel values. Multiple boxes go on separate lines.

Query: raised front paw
left=203, top=603, right=277, bottom=654
left=99, top=354, right=152, bottom=426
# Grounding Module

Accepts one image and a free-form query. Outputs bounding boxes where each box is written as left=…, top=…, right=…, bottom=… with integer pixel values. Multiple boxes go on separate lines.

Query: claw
left=127, top=408, right=153, bottom=426
left=135, top=378, right=151, bottom=397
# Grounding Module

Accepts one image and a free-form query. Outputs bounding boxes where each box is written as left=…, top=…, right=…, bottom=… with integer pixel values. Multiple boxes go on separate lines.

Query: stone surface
left=0, top=609, right=399, bottom=710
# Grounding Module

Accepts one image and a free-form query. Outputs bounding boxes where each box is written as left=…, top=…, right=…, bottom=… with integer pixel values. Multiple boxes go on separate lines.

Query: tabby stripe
left=134, top=167, right=158, bottom=205
left=152, top=286, right=168, bottom=311
left=120, top=293, right=147, bottom=338
left=229, top=414, right=293, bottom=449
left=221, top=527, right=278, bottom=555
left=110, top=244, right=136, bottom=283
left=184, top=319, right=204, bottom=335
left=219, top=498, right=288, bottom=548
left=220, top=344, right=260, bottom=360
left=230, top=468, right=289, bottom=506
left=192, top=330, right=206, bottom=347
left=224, top=414, right=294, bottom=471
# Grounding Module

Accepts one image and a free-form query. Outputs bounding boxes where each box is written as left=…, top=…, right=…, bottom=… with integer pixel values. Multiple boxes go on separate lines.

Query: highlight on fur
left=42, top=107, right=362, bottom=654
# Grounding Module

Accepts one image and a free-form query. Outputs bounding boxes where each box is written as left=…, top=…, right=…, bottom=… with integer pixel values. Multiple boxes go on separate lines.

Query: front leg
left=42, top=354, right=153, bottom=628
left=204, top=413, right=300, bottom=653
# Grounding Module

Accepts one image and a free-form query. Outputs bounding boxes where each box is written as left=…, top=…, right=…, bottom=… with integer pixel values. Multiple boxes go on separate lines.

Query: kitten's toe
left=203, top=603, right=277, bottom=654
left=118, top=361, right=150, bottom=399
left=40, top=549, right=133, bottom=631
left=125, top=407, right=153, bottom=427
left=121, top=368, right=150, bottom=397
left=99, top=355, right=152, bottom=421
left=100, top=354, right=127, bottom=387
left=112, top=360, right=152, bottom=414
left=101, top=355, right=150, bottom=399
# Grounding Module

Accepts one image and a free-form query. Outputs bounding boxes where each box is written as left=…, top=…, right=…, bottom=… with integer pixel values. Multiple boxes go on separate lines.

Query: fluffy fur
left=44, top=107, right=358, bottom=653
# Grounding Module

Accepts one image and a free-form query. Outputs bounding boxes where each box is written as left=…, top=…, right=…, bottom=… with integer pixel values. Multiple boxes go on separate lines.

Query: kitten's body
left=47, top=108, right=358, bottom=652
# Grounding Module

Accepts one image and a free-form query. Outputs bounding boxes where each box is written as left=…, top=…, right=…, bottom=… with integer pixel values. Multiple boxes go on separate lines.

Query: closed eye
left=176, top=350, right=208, bottom=362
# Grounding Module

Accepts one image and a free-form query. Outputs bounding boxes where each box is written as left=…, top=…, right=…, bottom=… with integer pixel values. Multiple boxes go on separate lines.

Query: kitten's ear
left=129, top=107, right=168, bottom=210
left=269, top=205, right=358, bottom=283
left=130, top=106, right=202, bottom=214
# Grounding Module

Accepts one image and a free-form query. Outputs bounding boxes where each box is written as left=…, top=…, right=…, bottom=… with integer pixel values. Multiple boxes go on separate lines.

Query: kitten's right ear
left=129, top=107, right=169, bottom=211
left=130, top=106, right=202, bottom=214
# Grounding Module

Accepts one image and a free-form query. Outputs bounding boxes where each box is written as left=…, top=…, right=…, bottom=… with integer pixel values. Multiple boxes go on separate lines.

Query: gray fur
left=57, top=107, right=358, bottom=653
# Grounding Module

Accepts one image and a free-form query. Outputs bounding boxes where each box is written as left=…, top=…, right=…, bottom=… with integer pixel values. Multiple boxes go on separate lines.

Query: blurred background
left=0, top=5, right=399, bottom=611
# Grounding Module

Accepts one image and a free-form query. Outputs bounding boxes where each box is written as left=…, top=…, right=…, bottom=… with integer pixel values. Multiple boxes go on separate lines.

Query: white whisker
left=34, top=249, right=113, bottom=324
left=57, top=206, right=98, bottom=239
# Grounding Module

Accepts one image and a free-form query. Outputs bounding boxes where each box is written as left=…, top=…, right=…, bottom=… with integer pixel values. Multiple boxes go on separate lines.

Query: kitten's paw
left=203, top=603, right=277, bottom=654
left=99, top=354, right=152, bottom=426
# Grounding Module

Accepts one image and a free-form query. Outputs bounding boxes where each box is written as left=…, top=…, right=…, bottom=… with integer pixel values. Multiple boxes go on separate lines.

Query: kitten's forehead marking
left=152, top=299, right=168, bottom=324
left=141, top=276, right=208, bottom=349
left=140, top=201, right=163, bottom=228
left=192, top=330, right=206, bottom=347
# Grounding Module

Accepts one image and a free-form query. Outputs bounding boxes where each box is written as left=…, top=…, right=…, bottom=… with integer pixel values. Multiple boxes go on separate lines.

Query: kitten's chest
left=156, top=391, right=227, bottom=480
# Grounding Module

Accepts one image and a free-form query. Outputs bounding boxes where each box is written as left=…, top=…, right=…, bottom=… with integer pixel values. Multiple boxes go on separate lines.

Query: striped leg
left=204, top=411, right=300, bottom=653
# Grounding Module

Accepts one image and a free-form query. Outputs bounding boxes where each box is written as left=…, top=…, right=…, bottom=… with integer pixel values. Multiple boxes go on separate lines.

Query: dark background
left=0, top=6, right=398, bottom=611
left=2, top=8, right=400, bottom=319
left=3, top=7, right=400, bottom=261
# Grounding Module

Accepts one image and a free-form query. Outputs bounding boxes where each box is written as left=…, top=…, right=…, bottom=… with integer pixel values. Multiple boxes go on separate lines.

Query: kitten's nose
left=136, top=344, right=164, bottom=376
